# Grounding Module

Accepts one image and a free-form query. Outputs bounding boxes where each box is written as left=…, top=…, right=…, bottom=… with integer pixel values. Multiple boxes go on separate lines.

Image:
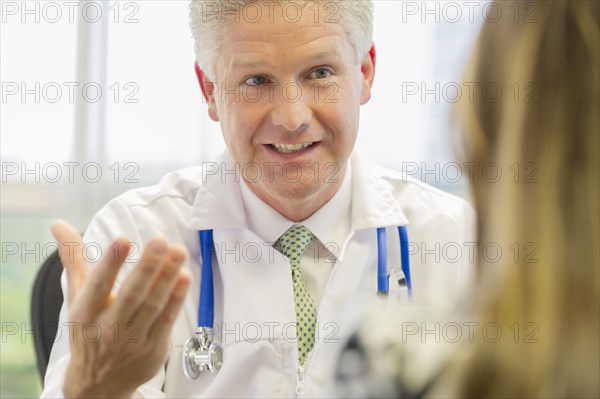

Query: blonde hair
left=189, top=0, right=374, bottom=81
left=456, top=1, right=599, bottom=397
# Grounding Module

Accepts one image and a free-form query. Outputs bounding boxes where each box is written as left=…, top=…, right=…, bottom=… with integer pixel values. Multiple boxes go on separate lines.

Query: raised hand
left=50, top=220, right=191, bottom=398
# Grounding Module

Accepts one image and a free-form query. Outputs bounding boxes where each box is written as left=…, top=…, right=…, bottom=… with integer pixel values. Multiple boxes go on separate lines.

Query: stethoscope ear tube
left=183, top=230, right=221, bottom=380
left=377, top=227, right=389, bottom=294
left=198, top=230, right=215, bottom=328
left=398, top=226, right=412, bottom=296
left=377, top=226, right=412, bottom=297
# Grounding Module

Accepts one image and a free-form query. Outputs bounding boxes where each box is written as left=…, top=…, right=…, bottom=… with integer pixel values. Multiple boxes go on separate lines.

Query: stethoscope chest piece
left=182, top=327, right=223, bottom=380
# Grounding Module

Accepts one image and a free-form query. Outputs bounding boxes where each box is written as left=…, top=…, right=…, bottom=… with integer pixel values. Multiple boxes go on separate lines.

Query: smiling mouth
left=269, top=142, right=315, bottom=154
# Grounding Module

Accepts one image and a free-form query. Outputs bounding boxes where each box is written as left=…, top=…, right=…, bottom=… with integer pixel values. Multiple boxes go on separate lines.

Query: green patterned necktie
left=277, top=226, right=316, bottom=365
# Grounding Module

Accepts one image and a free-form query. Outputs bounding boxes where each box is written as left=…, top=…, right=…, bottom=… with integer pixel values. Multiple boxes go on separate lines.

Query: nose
left=270, top=83, right=312, bottom=132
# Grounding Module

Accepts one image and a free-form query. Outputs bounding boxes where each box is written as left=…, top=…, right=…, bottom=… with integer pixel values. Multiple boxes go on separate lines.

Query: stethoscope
left=182, top=226, right=412, bottom=379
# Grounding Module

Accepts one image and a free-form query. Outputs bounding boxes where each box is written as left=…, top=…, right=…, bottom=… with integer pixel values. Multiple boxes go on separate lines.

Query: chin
left=271, top=181, right=323, bottom=202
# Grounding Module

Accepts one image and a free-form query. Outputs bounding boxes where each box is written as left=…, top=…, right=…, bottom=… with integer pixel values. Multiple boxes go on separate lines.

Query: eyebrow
left=308, top=51, right=340, bottom=62
left=231, top=50, right=342, bottom=70
left=231, top=60, right=268, bottom=70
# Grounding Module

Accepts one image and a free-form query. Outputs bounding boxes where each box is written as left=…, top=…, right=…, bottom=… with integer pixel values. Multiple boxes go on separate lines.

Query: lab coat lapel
left=307, top=154, right=414, bottom=393
left=213, top=228, right=296, bottom=341
left=186, top=150, right=296, bottom=344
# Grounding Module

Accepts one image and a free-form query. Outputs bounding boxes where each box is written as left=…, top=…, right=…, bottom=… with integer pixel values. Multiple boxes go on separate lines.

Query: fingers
left=132, top=245, right=188, bottom=336
left=50, top=220, right=87, bottom=305
left=148, top=269, right=192, bottom=346
left=51, top=220, right=191, bottom=343
left=111, top=238, right=170, bottom=325
left=78, top=238, right=131, bottom=315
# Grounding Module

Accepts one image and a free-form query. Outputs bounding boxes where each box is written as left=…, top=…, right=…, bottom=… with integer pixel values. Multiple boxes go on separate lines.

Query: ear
left=359, top=43, right=376, bottom=105
left=195, top=62, right=219, bottom=122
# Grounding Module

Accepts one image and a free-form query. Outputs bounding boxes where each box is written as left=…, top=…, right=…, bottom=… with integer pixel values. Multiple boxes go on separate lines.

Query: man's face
left=202, top=2, right=375, bottom=205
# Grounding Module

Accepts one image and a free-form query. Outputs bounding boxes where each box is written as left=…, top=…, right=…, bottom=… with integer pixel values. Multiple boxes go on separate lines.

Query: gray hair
left=189, top=0, right=374, bottom=81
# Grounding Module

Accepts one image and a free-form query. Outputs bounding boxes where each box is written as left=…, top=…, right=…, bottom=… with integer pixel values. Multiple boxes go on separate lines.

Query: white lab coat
left=42, top=150, right=475, bottom=398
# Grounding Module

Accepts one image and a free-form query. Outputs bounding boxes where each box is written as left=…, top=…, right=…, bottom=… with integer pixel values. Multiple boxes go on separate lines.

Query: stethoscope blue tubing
left=197, top=227, right=412, bottom=328
left=198, top=230, right=215, bottom=328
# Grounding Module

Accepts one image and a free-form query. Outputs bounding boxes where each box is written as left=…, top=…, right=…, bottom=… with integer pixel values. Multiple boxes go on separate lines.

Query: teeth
left=272, top=142, right=313, bottom=153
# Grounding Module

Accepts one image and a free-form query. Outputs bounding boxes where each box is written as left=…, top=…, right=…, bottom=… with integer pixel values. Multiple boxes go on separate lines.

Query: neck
left=245, top=166, right=347, bottom=222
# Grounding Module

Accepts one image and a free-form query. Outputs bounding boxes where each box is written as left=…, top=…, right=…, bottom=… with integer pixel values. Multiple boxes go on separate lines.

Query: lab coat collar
left=188, top=150, right=409, bottom=233
left=188, top=151, right=248, bottom=231
left=349, top=151, right=409, bottom=231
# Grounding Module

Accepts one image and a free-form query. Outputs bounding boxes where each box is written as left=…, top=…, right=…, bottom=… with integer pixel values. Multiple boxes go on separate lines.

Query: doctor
left=43, top=1, right=474, bottom=397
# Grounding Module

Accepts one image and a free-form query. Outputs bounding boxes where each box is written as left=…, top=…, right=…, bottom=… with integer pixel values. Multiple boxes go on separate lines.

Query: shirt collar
left=301, top=160, right=352, bottom=259
left=238, top=174, right=293, bottom=244
left=239, top=159, right=353, bottom=259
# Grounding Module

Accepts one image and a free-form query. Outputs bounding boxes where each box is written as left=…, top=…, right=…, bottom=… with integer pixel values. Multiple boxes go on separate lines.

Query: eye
left=244, top=75, right=268, bottom=86
left=310, top=68, right=332, bottom=80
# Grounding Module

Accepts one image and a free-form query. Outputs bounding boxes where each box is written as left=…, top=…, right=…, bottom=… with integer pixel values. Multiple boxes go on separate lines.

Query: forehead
left=217, top=2, right=352, bottom=66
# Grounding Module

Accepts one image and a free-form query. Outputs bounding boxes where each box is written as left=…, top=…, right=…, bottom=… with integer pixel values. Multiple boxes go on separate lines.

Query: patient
left=336, top=1, right=599, bottom=397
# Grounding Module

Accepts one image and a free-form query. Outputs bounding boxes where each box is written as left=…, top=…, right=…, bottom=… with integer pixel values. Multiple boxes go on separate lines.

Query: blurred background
left=0, top=1, right=484, bottom=396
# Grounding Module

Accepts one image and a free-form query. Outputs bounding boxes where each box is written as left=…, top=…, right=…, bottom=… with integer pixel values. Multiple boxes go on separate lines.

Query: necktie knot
left=277, top=226, right=314, bottom=265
